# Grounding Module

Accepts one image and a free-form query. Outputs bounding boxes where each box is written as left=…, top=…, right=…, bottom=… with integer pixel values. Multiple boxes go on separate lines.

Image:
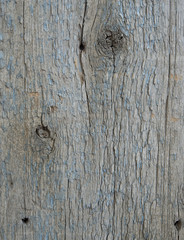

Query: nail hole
left=22, top=217, right=29, bottom=224
left=79, top=42, right=85, bottom=51
left=174, top=219, right=182, bottom=231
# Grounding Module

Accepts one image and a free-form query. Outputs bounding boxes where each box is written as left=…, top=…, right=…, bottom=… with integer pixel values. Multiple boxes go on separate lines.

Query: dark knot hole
left=79, top=42, right=85, bottom=51
left=174, top=219, right=182, bottom=231
left=22, top=217, right=29, bottom=224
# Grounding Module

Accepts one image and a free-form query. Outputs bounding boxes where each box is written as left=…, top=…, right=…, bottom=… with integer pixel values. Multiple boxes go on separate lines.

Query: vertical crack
left=165, top=0, right=172, bottom=137
left=80, top=0, right=87, bottom=50
left=111, top=48, right=116, bottom=74
left=79, top=1, right=91, bottom=128
left=111, top=50, right=116, bottom=236
left=23, top=0, right=27, bottom=91
left=164, top=1, right=172, bottom=236
left=22, top=2, right=28, bottom=237
left=79, top=0, right=87, bottom=81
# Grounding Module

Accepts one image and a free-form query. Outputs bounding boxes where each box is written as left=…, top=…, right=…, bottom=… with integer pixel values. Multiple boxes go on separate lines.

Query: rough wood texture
left=0, top=0, right=184, bottom=239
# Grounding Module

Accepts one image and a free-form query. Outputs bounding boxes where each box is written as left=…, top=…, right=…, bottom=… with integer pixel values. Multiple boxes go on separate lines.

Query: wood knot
left=36, top=125, right=50, bottom=138
left=22, top=217, right=29, bottom=224
left=97, top=25, right=127, bottom=57
left=174, top=219, right=182, bottom=231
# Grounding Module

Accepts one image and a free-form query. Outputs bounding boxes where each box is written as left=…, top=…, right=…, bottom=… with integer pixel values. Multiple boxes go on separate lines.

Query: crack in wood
left=79, top=0, right=87, bottom=51
left=23, top=0, right=27, bottom=91
left=79, top=0, right=91, bottom=129
left=79, top=0, right=87, bottom=82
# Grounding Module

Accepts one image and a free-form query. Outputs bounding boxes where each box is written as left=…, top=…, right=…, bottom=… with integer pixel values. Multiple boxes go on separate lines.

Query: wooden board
left=0, top=0, right=184, bottom=239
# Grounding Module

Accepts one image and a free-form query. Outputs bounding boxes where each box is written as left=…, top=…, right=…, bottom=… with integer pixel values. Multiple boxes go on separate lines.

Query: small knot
left=22, top=217, right=29, bottom=224
left=97, top=25, right=127, bottom=57
left=36, top=125, right=50, bottom=138
left=174, top=219, right=182, bottom=231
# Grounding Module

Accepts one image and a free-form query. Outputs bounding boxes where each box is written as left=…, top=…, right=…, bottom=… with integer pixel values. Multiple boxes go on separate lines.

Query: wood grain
left=0, top=0, right=184, bottom=239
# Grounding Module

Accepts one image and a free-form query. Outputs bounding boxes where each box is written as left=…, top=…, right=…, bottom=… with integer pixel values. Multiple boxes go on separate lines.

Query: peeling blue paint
left=47, top=73, right=54, bottom=85
left=29, top=5, right=34, bottom=16
left=0, top=50, right=5, bottom=69
left=43, top=21, right=49, bottom=32
left=0, top=33, right=3, bottom=41
left=6, top=15, right=13, bottom=29
left=37, top=55, right=44, bottom=63
left=16, top=71, right=23, bottom=79
left=7, top=56, right=14, bottom=74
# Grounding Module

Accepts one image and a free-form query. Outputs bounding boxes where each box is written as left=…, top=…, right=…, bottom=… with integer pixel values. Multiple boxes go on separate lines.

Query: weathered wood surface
left=0, top=0, right=184, bottom=239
